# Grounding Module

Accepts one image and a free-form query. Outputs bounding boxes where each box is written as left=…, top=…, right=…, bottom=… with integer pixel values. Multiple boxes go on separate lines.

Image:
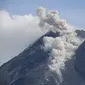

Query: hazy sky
left=0, top=0, right=85, bottom=28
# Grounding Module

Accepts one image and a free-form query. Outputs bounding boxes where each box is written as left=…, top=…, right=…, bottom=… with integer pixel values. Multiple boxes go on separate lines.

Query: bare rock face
left=75, top=30, right=85, bottom=38
left=75, top=41, right=85, bottom=77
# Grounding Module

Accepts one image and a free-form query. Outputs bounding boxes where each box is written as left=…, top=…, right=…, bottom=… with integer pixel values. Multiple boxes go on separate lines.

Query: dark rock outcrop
left=75, top=41, right=85, bottom=77
left=75, top=30, right=85, bottom=38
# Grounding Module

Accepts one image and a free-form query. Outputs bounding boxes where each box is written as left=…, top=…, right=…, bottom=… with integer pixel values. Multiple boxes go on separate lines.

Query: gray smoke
left=36, top=7, right=85, bottom=84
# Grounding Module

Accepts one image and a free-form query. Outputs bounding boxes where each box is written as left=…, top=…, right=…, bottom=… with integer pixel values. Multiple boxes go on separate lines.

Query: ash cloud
left=36, top=7, right=85, bottom=84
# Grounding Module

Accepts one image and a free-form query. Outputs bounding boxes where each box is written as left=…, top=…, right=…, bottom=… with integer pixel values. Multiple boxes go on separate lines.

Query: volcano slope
left=0, top=7, right=85, bottom=85
left=0, top=31, right=59, bottom=85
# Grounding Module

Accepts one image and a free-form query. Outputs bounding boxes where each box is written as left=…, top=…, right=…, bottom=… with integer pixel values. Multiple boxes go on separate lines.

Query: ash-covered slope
left=75, top=30, right=85, bottom=77
left=0, top=30, right=85, bottom=85
left=0, top=31, right=59, bottom=85
left=75, top=40, right=85, bottom=77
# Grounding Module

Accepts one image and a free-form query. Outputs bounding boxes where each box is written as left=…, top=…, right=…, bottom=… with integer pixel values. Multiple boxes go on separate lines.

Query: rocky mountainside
left=0, top=31, right=59, bottom=85
left=0, top=30, right=85, bottom=85
left=75, top=40, right=85, bottom=78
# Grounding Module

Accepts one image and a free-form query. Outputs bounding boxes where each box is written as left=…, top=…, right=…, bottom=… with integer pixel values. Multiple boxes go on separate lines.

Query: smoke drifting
left=36, top=7, right=74, bottom=34
left=36, top=7, right=85, bottom=84
left=0, top=7, right=85, bottom=84
left=43, top=32, right=83, bottom=83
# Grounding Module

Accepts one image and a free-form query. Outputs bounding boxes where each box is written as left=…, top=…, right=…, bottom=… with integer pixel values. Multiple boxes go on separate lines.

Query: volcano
left=0, top=7, right=85, bottom=85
